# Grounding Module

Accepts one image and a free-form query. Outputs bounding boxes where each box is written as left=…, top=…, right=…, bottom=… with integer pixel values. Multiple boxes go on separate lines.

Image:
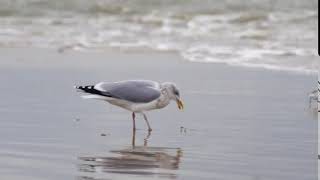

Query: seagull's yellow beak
left=176, top=98, right=184, bottom=110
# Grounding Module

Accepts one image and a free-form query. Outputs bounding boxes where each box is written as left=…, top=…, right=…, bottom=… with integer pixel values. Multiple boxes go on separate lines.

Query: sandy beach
left=0, top=47, right=317, bottom=180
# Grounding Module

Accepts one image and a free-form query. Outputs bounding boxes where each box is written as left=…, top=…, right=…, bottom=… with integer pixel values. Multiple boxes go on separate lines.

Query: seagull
left=75, top=80, right=184, bottom=131
left=309, top=81, right=320, bottom=103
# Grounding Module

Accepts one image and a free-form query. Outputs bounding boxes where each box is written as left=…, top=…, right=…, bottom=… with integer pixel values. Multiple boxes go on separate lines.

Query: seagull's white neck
left=160, top=82, right=176, bottom=100
left=155, top=86, right=172, bottom=109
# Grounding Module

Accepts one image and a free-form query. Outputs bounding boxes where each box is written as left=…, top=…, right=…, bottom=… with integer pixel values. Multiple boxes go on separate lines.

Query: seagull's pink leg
left=132, top=112, right=136, bottom=131
left=142, top=113, right=152, bottom=132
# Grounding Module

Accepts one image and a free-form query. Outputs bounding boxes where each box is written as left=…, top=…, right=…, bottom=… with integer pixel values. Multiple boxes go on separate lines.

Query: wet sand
left=0, top=48, right=317, bottom=180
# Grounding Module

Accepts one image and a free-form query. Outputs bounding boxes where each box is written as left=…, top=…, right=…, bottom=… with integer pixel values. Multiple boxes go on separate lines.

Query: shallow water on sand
left=0, top=49, right=317, bottom=180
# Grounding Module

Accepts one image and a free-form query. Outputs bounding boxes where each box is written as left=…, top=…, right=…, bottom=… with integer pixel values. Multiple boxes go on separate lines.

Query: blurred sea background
left=0, top=0, right=318, bottom=73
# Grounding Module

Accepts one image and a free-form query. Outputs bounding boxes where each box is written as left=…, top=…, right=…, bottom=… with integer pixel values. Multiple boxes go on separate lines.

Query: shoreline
left=0, top=47, right=317, bottom=77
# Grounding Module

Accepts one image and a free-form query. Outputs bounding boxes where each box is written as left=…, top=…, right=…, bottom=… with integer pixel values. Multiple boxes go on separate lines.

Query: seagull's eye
left=174, top=90, right=180, bottom=97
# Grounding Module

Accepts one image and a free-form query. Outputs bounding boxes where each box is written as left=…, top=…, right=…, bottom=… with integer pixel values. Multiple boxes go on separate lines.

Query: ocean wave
left=0, top=0, right=317, bottom=73
left=181, top=45, right=318, bottom=73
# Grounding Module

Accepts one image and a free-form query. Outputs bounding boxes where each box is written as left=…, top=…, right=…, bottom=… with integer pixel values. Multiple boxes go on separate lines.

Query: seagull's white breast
left=131, top=92, right=170, bottom=112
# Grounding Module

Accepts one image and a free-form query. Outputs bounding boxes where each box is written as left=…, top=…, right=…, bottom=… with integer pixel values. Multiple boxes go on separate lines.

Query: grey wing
left=94, top=80, right=161, bottom=103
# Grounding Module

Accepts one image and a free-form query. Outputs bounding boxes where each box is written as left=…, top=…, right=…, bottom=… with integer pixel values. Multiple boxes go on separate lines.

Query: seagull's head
left=161, top=82, right=184, bottom=110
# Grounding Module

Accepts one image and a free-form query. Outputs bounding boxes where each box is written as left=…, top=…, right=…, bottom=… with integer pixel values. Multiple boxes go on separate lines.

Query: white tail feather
left=81, top=95, right=108, bottom=100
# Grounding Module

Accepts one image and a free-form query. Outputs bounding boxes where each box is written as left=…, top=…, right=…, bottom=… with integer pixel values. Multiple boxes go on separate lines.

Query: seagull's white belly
left=131, top=96, right=171, bottom=112
left=106, top=98, right=133, bottom=111
left=130, top=100, right=159, bottom=112
left=106, top=96, right=170, bottom=113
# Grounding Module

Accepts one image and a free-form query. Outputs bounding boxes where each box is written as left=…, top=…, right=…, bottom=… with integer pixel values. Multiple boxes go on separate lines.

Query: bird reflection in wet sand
left=78, top=131, right=183, bottom=179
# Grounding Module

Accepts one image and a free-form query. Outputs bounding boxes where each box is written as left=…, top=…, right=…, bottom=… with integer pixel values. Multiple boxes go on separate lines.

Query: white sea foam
left=0, top=0, right=317, bottom=73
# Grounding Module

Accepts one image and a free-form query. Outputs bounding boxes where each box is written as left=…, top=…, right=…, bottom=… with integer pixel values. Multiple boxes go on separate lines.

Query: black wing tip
left=74, top=85, right=95, bottom=92
left=74, top=85, right=113, bottom=97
